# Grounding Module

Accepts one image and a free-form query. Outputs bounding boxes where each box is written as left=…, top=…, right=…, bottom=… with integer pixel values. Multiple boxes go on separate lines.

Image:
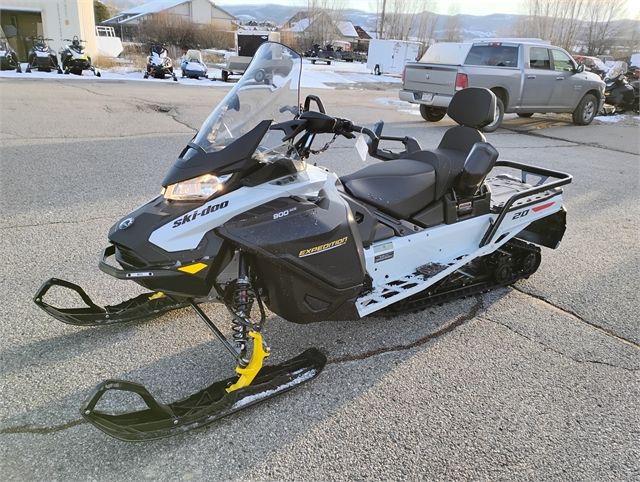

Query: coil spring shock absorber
left=229, top=253, right=254, bottom=364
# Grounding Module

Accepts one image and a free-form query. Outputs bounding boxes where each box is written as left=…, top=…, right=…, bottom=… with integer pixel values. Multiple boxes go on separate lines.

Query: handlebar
left=271, top=109, right=421, bottom=160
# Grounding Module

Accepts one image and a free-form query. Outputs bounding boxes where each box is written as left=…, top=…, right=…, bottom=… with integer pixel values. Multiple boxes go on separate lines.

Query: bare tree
left=584, top=0, right=626, bottom=55
left=304, top=0, right=346, bottom=46
left=520, top=0, right=588, bottom=50
left=444, top=3, right=462, bottom=42
left=376, top=0, right=437, bottom=41
left=415, top=1, right=439, bottom=48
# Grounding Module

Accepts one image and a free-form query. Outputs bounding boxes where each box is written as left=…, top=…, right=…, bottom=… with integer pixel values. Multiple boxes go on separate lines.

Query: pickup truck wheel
left=572, top=93, right=597, bottom=125
left=517, top=113, right=534, bottom=118
left=419, top=105, right=447, bottom=122
left=481, top=97, right=504, bottom=133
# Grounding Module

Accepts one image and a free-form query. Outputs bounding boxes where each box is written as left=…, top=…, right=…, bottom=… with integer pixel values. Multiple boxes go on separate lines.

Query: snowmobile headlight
left=163, top=174, right=231, bottom=201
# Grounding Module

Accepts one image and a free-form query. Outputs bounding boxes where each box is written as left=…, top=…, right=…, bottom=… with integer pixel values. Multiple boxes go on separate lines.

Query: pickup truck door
left=521, top=47, right=556, bottom=108
left=549, top=49, right=584, bottom=108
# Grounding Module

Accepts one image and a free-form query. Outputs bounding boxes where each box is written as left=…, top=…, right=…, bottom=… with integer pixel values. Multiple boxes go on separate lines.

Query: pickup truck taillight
left=402, top=66, right=406, bottom=83
left=455, top=73, right=468, bottom=91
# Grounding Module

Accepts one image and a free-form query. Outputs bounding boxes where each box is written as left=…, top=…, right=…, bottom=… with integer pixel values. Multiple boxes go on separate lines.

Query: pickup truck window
left=529, top=47, right=551, bottom=70
left=552, top=49, right=574, bottom=72
left=465, top=45, right=518, bottom=67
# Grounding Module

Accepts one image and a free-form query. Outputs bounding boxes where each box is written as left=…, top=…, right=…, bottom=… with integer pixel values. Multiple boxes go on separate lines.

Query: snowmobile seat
left=408, top=88, right=498, bottom=199
left=340, top=159, right=437, bottom=219
left=342, top=89, right=497, bottom=219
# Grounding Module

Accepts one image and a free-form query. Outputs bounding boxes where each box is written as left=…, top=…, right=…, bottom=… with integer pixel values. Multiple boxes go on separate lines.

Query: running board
left=356, top=252, right=481, bottom=316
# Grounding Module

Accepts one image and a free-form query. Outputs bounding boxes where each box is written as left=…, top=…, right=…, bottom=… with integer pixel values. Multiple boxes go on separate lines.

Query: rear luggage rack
left=481, top=160, right=571, bottom=247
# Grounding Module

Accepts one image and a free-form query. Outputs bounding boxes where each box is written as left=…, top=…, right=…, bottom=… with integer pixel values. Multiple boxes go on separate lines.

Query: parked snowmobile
left=180, top=49, right=207, bottom=79
left=0, top=37, right=21, bottom=72
left=603, top=61, right=639, bottom=113
left=306, top=43, right=333, bottom=65
left=34, top=43, right=572, bottom=441
left=60, top=36, right=100, bottom=76
left=144, top=44, right=177, bottom=81
left=25, top=37, right=61, bottom=73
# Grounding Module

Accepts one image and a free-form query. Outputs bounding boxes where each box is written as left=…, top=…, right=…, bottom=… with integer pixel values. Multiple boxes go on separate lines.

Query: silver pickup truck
left=400, top=39, right=605, bottom=132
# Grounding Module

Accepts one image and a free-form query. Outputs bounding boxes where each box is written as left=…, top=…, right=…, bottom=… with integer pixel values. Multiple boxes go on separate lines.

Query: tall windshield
left=193, top=42, right=301, bottom=153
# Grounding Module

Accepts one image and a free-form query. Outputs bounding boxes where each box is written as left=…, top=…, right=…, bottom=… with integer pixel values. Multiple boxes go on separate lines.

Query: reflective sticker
left=178, top=262, right=208, bottom=274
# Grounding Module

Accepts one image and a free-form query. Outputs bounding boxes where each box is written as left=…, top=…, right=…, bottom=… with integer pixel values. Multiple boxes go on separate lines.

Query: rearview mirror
left=575, top=63, right=585, bottom=73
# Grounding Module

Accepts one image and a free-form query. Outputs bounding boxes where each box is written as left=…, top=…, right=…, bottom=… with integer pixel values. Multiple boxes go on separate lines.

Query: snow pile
left=0, top=59, right=402, bottom=89
left=594, top=114, right=633, bottom=123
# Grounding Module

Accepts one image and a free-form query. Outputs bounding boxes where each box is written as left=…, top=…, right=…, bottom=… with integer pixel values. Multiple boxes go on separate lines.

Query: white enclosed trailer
left=367, top=39, right=421, bottom=75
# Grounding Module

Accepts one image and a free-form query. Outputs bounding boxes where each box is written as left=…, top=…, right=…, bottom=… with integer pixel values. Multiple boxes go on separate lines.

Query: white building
left=0, top=0, right=97, bottom=60
left=103, top=0, right=235, bottom=31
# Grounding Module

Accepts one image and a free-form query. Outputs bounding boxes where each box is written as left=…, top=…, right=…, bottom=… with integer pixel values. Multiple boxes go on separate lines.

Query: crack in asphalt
left=0, top=216, right=118, bottom=230
left=1, top=131, right=190, bottom=145
left=512, top=286, right=640, bottom=349
left=329, top=297, right=485, bottom=364
left=168, top=109, right=197, bottom=133
left=480, top=315, right=638, bottom=373
left=0, top=418, right=85, bottom=435
left=501, top=127, right=637, bottom=155
left=64, top=82, right=111, bottom=98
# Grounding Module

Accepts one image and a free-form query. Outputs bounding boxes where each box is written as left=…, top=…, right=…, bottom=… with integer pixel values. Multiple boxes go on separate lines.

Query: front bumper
left=399, top=89, right=452, bottom=108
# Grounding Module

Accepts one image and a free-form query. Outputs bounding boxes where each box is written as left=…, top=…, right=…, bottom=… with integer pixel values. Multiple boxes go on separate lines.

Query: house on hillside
left=280, top=10, right=358, bottom=50
left=103, top=0, right=235, bottom=40
left=354, top=25, right=374, bottom=52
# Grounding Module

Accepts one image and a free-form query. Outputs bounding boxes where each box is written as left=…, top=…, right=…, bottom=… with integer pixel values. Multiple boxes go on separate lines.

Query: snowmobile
left=603, top=61, right=639, bottom=113
left=0, top=37, right=21, bottom=72
left=306, top=43, right=333, bottom=65
left=144, top=44, right=177, bottom=81
left=180, top=49, right=207, bottom=79
left=34, top=43, right=572, bottom=441
left=25, top=36, right=62, bottom=73
left=60, top=36, right=100, bottom=76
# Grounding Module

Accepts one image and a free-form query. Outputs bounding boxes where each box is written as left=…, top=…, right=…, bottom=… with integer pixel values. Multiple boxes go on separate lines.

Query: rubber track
left=383, top=239, right=541, bottom=316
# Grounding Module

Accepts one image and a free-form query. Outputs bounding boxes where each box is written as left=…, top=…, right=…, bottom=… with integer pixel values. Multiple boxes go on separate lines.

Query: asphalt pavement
left=0, top=77, right=638, bottom=481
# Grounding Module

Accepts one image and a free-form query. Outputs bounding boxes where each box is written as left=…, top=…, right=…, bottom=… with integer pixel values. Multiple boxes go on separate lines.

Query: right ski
left=33, top=278, right=189, bottom=326
left=81, top=348, right=326, bottom=441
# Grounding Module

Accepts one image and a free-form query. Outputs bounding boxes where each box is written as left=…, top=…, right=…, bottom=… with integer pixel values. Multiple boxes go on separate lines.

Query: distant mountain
left=220, top=4, right=511, bottom=38
left=106, top=2, right=639, bottom=45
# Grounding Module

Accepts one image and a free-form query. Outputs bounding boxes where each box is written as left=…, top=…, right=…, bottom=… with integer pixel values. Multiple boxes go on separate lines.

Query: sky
left=219, top=0, right=640, bottom=19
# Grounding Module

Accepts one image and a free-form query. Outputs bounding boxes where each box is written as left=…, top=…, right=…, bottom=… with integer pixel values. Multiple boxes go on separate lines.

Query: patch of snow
left=594, top=114, right=630, bottom=123
left=375, top=97, right=421, bottom=116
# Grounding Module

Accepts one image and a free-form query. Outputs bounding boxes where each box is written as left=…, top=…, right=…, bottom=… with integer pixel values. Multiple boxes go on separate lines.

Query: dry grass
left=129, top=53, right=148, bottom=71
left=92, top=55, right=120, bottom=69
left=202, top=51, right=225, bottom=65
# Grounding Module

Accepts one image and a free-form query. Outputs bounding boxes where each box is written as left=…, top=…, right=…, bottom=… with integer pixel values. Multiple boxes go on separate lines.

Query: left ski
left=80, top=348, right=326, bottom=441
left=34, top=278, right=189, bottom=326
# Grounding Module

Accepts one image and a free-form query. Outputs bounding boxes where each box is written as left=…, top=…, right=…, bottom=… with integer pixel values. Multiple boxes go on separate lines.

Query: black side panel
left=107, top=195, right=229, bottom=297
left=516, top=208, right=567, bottom=249
left=217, top=191, right=365, bottom=323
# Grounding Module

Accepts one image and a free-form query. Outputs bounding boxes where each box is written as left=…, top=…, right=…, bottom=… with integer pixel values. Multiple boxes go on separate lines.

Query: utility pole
left=379, top=0, right=386, bottom=39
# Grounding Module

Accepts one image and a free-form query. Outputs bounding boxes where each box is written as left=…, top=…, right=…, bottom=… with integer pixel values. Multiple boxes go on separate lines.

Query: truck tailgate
left=404, top=63, right=458, bottom=95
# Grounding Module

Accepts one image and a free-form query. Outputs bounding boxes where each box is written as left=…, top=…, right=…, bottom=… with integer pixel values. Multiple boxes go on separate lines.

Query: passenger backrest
left=438, top=88, right=496, bottom=152
left=447, top=88, right=497, bottom=129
